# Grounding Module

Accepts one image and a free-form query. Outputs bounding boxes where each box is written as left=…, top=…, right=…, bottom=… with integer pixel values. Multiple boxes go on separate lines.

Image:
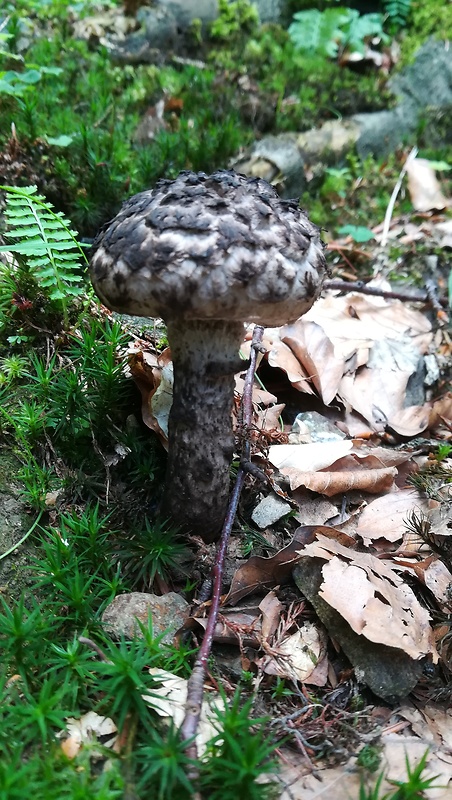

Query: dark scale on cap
left=90, top=169, right=327, bottom=325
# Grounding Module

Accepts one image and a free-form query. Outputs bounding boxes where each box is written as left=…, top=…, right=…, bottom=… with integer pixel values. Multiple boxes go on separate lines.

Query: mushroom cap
left=90, top=170, right=326, bottom=326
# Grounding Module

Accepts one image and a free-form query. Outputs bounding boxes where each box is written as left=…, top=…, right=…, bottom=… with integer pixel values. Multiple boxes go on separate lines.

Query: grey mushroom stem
left=162, top=318, right=245, bottom=542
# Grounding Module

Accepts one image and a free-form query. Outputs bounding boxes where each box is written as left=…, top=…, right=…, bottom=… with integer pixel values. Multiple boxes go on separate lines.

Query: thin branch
left=380, top=146, right=418, bottom=249
left=323, top=278, right=449, bottom=308
left=78, top=636, right=110, bottom=662
left=179, top=325, right=265, bottom=761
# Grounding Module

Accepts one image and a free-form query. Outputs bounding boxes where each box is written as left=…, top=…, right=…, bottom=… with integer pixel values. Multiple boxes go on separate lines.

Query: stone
left=101, top=591, right=190, bottom=643
left=293, top=558, right=423, bottom=701
left=251, top=493, right=292, bottom=529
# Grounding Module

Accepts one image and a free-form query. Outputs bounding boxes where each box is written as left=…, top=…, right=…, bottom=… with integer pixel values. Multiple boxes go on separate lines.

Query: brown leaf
left=357, top=489, right=428, bottom=545
left=259, top=591, right=283, bottom=640
left=301, top=534, right=436, bottom=659
left=259, top=622, right=328, bottom=685
left=129, top=347, right=172, bottom=446
left=267, top=337, right=315, bottom=394
left=387, top=404, right=432, bottom=437
left=338, top=367, right=412, bottom=431
left=281, top=320, right=345, bottom=404
left=282, top=466, right=397, bottom=495
left=406, top=158, right=451, bottom=212
left=225, top=526, right=355, bottom=605
left=268, top=441, right=353, bottom=472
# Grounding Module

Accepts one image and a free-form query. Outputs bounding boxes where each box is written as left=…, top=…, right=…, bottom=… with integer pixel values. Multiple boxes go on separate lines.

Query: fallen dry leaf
left=267, top=441, right=353, bottom=472
left=145, top=668, right=225, bottom=756
left=387, top=404, right=432, bottom=437
left=406, top=157, right=451, bottom=212
left=262, top=287, right=435, bottom=433
left=267, top=336, right=315, bottom=394
left=282, top=319, right=345, bottom=404
left=357, top=489, right=428, bottom=545
left=225, top=526, right=355, bottom=605
left=259, top=621, right=328, bottom=685
left=423, top=559, right=452, bottom=606
left=61, top=712, right=117, bottom=759
left=282, top=465, right=397, bottom=495
left=301, top=534, right=436, bottom=659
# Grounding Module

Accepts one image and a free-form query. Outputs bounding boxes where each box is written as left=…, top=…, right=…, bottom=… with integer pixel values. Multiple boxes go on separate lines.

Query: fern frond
left=0, top=185, right=88, bottom=326
left=382, top=0, right=411, bottom=27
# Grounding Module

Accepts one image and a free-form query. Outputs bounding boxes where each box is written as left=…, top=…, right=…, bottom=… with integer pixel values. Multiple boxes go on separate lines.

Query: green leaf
left=3, top=69, right=42, bottom=84
left=46, top=134, right=74, bottom=147
left=344, top=12, right=387, bottom=54
left=0, top=79, right=24, bottom=96
left=289, top=8, right=352, bottom=57
left=0, top=184, right=88, bottom=327
left=425, top=160, right=451, bottom=172
left=338, top=224, right=375, bottom=242
left=39, top=66, right=63, bottom=76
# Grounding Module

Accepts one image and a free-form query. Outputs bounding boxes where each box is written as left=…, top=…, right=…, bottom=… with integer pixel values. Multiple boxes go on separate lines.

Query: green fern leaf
left=0, top=185, right=88, bottom=326
left=344, top=10, right=388, bottom=54
left=289, top=7, right=387, bottom=57
left=382, top=0, right=411, bottom=27
left=289, top=8, right=352, bottom=57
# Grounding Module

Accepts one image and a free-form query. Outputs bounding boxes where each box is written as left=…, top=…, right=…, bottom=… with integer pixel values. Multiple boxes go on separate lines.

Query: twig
left=179, top=325, right=265, bottom=763
left=78, top=636, right=110, bottom=662
left=380, top=146, right=418, bottom=249
left=425, top=277, right=449, bottom=317
left=323, top=278, right=449, bottom=307
left=0, top=510, right=43, bottom=561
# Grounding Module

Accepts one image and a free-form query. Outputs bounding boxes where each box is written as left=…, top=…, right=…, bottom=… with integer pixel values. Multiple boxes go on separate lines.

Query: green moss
left=301, top=151, right=410, bottom=237
left=399, top=0, right=452, bottom=63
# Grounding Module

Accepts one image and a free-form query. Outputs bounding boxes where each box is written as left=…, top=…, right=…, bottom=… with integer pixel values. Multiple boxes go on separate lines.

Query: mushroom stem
left=162, top=318, right=245, bottom=542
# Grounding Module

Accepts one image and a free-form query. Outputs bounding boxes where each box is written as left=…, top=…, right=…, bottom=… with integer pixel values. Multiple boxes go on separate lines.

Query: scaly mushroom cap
left=90, top=169, right=326, bottom=326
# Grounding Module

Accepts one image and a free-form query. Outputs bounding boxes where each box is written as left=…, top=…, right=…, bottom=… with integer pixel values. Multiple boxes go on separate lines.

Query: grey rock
left=237, top=39, right=452, bottom=195
left=293, top=558, right=423, bottom=701
left=390, top=39, right=452, bottom=114
left=156, top=0, right=219, bottom=27
left=102, top=591, right=190, bottom=644
left=251, top=492, right=292, bottom=529
left=289, top=411, right=347, bottom=444
left=254, top=0, right=284, bottom=24
left=234, top=134, right=306, bottom=199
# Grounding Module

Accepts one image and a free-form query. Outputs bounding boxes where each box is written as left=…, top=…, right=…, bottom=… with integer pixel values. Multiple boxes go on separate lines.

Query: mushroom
left=90, top=169, right=327, bottom=542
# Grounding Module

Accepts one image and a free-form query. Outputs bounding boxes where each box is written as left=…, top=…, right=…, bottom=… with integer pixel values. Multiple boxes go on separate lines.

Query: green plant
left=382, top=0, right=411, bottom=29
left=386, top=750, right=441, bottom=797
left=137, top=723, right=195, bottom=799
left=270, top=677, right=295, bottom=701
left=289, top=7, right=388, bottom=57
left=210, top=0, right=259, bottom=41
left=199, top=689, right=279, bottom=799
left=435, top=443, right=452, bottom=462
left=360, top=750, right=442, bottom=799
left=115, top=518, right=189, bottom=590
left=0, top=595, right=55, bottom=678
left=89, top=635, right=162, bottom=731
left=0, top=185, right=87, bottom=327
left=0, top=355, right=28, bottom=381
left=357, top=744, right=382, bottom=773
left=338, top=225, right=375, bottom=242
left=6, top=678, right=73, bottom=745
left=0, top=66, right=62, bottom=103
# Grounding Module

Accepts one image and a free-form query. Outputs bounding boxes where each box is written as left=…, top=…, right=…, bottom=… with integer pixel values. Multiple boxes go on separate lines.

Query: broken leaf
left=301, top=534, right=436, bottom=659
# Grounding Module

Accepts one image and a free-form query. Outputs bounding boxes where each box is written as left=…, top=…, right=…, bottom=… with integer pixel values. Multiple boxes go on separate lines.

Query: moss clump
left=399, top=0, right=452, bottom=63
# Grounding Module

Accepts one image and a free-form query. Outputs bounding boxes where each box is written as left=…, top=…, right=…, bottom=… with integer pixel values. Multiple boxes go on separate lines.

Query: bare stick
left=380, top=146, right=418, bottom=249
left=78, top=636, right=111, bottom=662
left=324, top=278, right=448, bottom=307
left=179, top=325, right=265, bottom=760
